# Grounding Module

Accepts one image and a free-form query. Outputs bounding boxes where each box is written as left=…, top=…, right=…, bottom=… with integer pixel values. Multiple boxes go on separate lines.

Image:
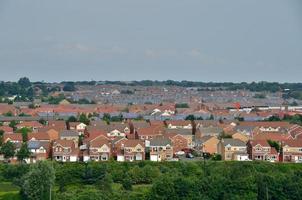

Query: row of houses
left=1, top=119, right=302, bottom=163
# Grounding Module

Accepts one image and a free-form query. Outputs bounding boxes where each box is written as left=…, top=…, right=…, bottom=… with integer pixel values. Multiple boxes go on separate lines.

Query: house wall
left=232, top=133, right=249, bottom=143
left=171, top=135, right=188, bottom=153
left=204, top=137, right=219, bottom=154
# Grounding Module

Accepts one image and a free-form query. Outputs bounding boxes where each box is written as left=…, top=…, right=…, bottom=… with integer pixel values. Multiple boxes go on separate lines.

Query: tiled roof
left=60, top=130, right=79, bottom=137
left=222, top=138, right=246, bottom=147
left=150, top=136, right=171, bottom=146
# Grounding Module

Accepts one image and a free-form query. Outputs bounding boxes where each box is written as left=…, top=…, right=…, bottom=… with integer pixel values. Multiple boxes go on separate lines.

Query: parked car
left=186, top=153, right=194, bottom=159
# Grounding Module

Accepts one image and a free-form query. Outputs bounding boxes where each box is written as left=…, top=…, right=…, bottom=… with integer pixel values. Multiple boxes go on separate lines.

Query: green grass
left=0, top=182, right=20, bottom=200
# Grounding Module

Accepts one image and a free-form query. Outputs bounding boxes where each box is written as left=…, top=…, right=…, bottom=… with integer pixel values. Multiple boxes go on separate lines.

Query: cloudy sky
left=0, top=0, right=301, bottom=82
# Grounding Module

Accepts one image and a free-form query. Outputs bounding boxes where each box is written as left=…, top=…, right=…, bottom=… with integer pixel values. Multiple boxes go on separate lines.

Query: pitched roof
left=283, top=140, right=302, bottom=147
left=3, top=133, right=22, bottom=142
left=16, top=121, right=43, bottom=128
left=196, top=135, right=217, bottom=144
left=239, top=121, right=291, bottom=128
left=90, top=137, right=110, bottom=148
left=60, top=130, right=79, bottom=137
left=288, top=125, right=302, bottom=139
left=199, top=126, right=223, bottom=134
left=250, top=140, right=271, bottom=147
left=53, top=139, right=75, bottom=148
left=28, top=132, right=50, bottom=141
left=165, top=128, right=192, bottom=136
left=0, top=126, right=13, bottom=133
left=150, top=136, right=172, bottom=146
left=137, top=125, right=164, bottom=136
left=85, top=130, right=108, bottom=141
left=222, top=138, right=246, bottom=147
left=253, top=132, right=288, bottom=141
left=28, top=140, right=50, bottom=150
left=122, top=139, right=144, bottom=148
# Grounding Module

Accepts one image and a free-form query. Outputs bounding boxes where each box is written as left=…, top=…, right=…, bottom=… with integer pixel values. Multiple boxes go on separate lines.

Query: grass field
left=0, top=182, right=20, bottom=200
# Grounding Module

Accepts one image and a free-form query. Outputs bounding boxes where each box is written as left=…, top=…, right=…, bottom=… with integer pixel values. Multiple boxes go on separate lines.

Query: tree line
left=0, top=161, right=302, bottom=200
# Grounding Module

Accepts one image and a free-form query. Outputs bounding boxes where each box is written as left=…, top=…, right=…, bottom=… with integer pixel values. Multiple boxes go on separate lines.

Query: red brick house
left=113, top=138, right=145, bottom=162
left=52, top=139, right=79, bottom=162
left=282, top=140, right=302, bottom=163
left=136, top=125, right=164, bottom=141
left=164, top=133, right=188, bottom=154
left=247, top=140, right=279, bottom=162
left=83, top=134, right=111, bottom=162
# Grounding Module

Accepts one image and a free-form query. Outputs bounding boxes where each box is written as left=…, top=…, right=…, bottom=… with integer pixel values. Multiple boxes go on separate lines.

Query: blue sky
left=0, top=0, right=301, bottom=82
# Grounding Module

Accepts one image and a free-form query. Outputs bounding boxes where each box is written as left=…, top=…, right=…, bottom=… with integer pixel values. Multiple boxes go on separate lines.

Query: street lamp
left=202, top=144, right=206, bottom=176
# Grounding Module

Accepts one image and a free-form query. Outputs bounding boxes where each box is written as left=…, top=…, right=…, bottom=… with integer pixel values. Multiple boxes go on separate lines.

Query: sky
left=0, top=0, right=301, bottom=82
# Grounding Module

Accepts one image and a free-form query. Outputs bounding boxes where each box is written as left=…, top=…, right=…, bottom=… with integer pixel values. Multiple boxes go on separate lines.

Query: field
left=0, top=182, right=20, bottom=200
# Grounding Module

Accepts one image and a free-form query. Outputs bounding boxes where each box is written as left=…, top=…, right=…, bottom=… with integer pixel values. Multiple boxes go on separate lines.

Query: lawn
left=0, top=182, right=20, bottom=200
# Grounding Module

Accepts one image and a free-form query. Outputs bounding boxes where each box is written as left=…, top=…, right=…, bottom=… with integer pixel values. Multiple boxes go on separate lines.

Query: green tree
left=122, top=173, right=133, bottom=191
left=185, top=115, right=196, bottom=121
left=63, top=82, right=76, bottom=91
left=17, top=127, right=31, bottom=142
left=9, top=120, right=18, bottom=130
left=21, top=161, right=55, bottom=200
left=99, top=173, right=113, bottom=193
left=0, top=129, right=4, bottom=146
left=79, top=113, right=90, bottom=125
left=16, top=143, right=31, bottom=162
left=267, top=140, right=281, bottom=153
left=67, top=116, right=77, bottom=123
left=211, top=153, right=222, bottom=161
left=0, top=141, right=15, bottom=161
left=18, top=77, right=31, bottom=88
left=3, top=111, right=13, bottom=117
left=103, top=113, right=111, bottom=122
left=209, top=114, right=214, bottom=120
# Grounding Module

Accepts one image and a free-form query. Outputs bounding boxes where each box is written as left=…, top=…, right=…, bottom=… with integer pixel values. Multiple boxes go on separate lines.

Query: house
left=0, top=126, right=13, bottom=134
left=149, top=136, right=173, bottom=162
left=137, top=125, right=164, bottom=141
left=107, top=129, right=126, bottom=138
left=217, top=138, right=248, bottom=161
left=288, top=125, right=302, bottom=140
left=52, top=139, right=79, bottom=162
left=26, top=140, right=50, bottom=163
left=114, top=139, right=145, bottom=162
left=69, top=122, right=87, bottom=134
left=165, top=128, right=194, bottom=148
left=83, top=135, right=111, bottom=162
left=165, top=120, right=192, bottom=129
left=47, top=120, right=67, bottom=131
left=232, top=132, right=249, bottom=143
left=199, top=126, right=223, bottom=137
left=3, top=133, right=23, bottom=144
left=16, top=121, right=44, bottom=132
left=59, top=130, right=79, bottom=147
left=247, top=140, right=279, bottom=162
left=45, top=128, right=60, bottom=141
left=195, top=136, right=219, bottom=154
left=234, top=125, right=255, bottom=137
left=282, top=140, right=302, bottom=163
left=165, top=133, right=188, bottom=154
